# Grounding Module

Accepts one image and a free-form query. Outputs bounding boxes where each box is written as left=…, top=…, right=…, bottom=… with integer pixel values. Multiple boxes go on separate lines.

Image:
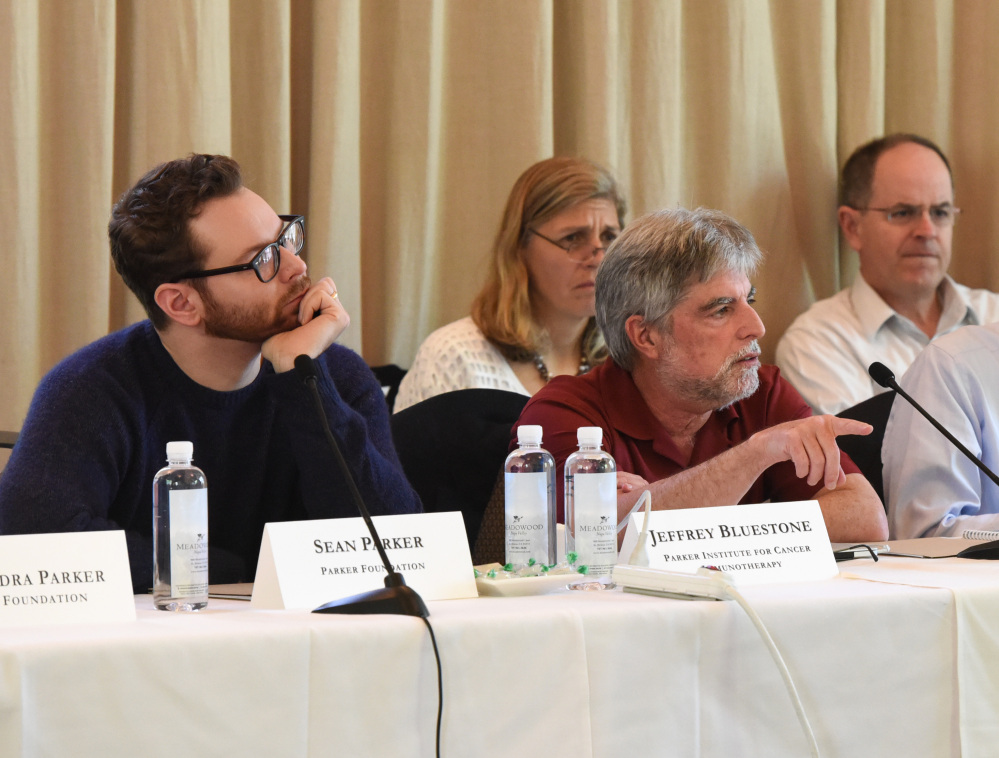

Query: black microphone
left=866, top=361, right=897, bottom=391
left=294, top=354, right=428, bottom=617
left=870, top=360, right=999, bottom=492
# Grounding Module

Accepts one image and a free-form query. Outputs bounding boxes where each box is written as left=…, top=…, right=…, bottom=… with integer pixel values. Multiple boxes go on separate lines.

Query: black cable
left=421, top=616, right=443, bottom=758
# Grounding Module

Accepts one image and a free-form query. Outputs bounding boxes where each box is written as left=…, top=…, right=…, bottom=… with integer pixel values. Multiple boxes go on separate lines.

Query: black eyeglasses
left=528, top=227, right=618, bottom=262
left=171, top=215, right=305, bottom=284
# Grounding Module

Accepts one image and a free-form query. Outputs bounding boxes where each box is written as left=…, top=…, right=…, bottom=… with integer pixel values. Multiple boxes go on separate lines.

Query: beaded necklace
left=531, top=353, right=592, bottom=383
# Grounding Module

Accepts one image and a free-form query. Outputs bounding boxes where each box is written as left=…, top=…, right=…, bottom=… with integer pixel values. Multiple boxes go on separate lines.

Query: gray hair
left=595, top=207, right=763, bottom=369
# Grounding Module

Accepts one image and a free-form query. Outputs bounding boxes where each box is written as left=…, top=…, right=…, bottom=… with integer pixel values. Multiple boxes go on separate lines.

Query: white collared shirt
left=775, top=275, right=999, bottom=414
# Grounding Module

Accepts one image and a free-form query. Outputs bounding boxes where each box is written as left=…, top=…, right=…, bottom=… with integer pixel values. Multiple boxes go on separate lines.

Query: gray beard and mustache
left=658, top=340, right=762, bottom=409
left=199, top=275, right=312, bottom=342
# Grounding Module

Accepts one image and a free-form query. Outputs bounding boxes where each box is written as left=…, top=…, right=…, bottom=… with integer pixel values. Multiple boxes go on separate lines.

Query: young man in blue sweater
left=0, top=155, right=421, bottom=591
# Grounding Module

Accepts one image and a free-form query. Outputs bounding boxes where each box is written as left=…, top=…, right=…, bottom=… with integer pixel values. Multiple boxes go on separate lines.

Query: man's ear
left=153, top=284, right=203, bottom=328
left=624, top=314, right=663, bottom=361
left=838, top=205, right=863, bottom=251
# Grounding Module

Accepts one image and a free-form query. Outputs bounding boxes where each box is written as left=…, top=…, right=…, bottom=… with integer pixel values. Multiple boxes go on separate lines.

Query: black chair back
left=390, top=389, right=528, bottom=552
left=836, top=390, right=896, bottom=508
left=370, top=364, right=407, bottom=411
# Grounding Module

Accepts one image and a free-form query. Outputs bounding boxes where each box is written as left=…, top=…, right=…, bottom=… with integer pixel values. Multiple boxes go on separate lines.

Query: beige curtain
left=3, top=0, right=999, bottom=432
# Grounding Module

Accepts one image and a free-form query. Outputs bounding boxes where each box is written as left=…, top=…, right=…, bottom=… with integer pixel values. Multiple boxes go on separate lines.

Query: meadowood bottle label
left=504, top=471, right=550, bottom=564
left=167, top=489, right=209, bottom=597
left=570, top=472, right=617, bottom=576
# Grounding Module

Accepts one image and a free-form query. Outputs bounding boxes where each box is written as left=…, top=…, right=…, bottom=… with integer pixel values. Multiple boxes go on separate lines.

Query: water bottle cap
left=517, top=425, right=543, bottom=445
left=166, top=441, right=194, bottom=461
left=577, top=426, right=603, bottom=446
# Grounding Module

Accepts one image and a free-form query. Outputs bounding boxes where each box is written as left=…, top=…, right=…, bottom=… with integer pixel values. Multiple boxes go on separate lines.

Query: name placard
left=619, top=501, right=837, bottom=585
left=0, top=531, right=136, bottom=626
left=252, top=511, right=478, bottom=610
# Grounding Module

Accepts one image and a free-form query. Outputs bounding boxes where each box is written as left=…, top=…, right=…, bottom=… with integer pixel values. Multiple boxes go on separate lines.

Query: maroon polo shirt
left=515, top=360, right=861, bottom=521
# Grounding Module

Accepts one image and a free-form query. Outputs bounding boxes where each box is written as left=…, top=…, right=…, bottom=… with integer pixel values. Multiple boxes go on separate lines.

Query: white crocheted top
left=394, top=317, right=530, bottom=412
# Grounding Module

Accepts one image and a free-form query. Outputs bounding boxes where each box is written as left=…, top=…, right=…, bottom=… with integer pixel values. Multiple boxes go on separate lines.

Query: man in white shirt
left=776, top=133, right=999, bottom=415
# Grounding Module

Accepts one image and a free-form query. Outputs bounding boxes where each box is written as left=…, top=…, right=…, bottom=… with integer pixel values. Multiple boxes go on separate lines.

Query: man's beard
left=199, top=276, right=311, bottom=342
left=659, top=341, right=761, bottom=409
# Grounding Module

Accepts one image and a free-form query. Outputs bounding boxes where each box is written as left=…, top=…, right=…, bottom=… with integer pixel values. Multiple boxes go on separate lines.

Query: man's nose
left=740, top=302, right=765, bottom=340
left=280, top=243, right=307, bottom=278
left=913, top=208, right=939, bottom=237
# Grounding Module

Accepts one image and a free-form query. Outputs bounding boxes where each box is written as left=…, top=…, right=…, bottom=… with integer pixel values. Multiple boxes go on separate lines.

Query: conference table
left=2, top=554, right=999, bottom=757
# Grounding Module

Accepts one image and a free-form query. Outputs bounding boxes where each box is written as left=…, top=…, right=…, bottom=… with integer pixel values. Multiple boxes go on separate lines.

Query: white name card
left=619, top=501, right=838, bottom=585
left=252, top=511, right=478, bottom=610
left=0, top=531, right=136, bottom=626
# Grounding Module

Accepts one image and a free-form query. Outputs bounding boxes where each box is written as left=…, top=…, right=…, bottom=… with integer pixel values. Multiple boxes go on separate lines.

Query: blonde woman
left=395, top=157, right=626, bottom=412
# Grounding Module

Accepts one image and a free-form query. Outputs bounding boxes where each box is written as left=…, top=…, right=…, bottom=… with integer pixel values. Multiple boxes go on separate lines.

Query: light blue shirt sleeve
left=884, top=325, right=999, bottom=538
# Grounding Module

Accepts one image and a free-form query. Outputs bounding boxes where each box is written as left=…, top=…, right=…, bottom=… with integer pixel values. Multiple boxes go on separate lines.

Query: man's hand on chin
left=262, top=277, right=350, bottom=373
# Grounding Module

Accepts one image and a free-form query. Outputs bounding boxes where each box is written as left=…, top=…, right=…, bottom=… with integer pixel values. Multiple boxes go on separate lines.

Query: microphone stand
left=295, top=355, right=428, bottom=617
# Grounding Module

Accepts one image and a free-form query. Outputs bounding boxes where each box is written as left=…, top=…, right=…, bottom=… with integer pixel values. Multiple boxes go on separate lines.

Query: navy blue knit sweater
left=0, top=321, right=421, bottom=590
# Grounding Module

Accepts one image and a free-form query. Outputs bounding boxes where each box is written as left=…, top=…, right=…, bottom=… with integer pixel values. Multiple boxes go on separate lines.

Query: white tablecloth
left=3, top=556, right=993, bottom=757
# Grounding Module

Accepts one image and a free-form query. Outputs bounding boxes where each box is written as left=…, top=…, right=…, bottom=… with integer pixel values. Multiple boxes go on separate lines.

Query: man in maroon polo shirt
left=515, top=207, right=888, bottom=543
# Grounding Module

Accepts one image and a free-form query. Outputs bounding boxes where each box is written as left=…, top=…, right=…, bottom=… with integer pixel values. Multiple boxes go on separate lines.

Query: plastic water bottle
left=564, top=427, right=617, bottom=579
left=504, top=425, right=557, bottom=568
left=153, top=441, right=209, bottom=611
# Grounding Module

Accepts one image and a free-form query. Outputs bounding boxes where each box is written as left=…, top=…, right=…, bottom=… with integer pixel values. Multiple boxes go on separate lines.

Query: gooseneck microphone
left=868, top=361, right=999, bottom=490
left=294, top=354, right=428, bottom=617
